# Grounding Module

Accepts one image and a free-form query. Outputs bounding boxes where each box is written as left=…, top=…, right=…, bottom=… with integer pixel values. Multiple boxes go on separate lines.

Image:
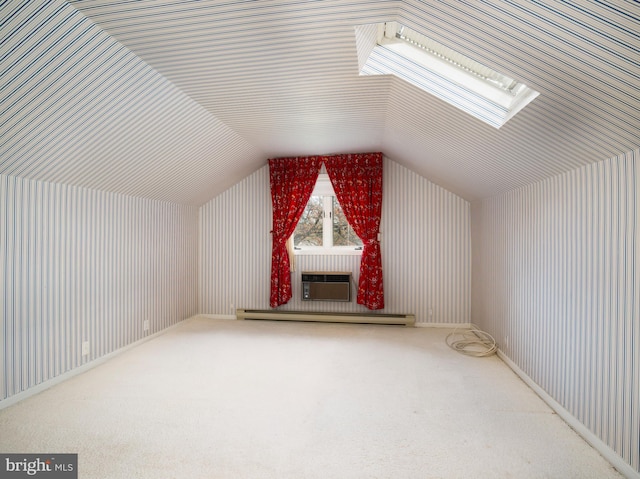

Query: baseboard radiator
left=236, top=309, right=415, bottom=327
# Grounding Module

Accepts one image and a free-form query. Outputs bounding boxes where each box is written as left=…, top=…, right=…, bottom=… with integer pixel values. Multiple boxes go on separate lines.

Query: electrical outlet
left=143, top=320, right=150, bottom=331
left=81, top=341, right=90, bottom=356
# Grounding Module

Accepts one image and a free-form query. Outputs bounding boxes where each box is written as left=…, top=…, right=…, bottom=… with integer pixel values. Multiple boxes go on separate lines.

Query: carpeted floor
left=0, top=317, right=624, bottom=478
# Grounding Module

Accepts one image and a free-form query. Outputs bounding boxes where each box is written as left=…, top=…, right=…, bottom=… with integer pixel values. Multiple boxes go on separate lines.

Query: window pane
left=332, top=197, right=363, bottom=247
left=294, top=195, right=324, bottom=246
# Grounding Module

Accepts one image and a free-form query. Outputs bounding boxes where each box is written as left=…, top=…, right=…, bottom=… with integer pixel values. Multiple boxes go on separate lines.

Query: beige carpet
left=0, top=317, right=623, bottom=478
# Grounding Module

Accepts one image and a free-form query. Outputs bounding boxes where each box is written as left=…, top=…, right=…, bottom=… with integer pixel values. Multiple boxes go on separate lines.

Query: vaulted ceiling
left=2, top=1, right=639, bottom=205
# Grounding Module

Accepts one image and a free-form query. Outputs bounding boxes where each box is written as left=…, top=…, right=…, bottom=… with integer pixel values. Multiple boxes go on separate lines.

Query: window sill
left=294, top=248, right=362, bottom=256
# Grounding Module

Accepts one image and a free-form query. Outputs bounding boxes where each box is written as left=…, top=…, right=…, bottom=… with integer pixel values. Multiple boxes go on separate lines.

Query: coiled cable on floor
left=446, top=327, right=498, bottom=357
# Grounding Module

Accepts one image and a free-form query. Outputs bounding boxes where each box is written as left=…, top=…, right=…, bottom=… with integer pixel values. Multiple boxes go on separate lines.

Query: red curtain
left=324, top=152, right=384, bottom=310
left=269, top=156, right=322, bottom=307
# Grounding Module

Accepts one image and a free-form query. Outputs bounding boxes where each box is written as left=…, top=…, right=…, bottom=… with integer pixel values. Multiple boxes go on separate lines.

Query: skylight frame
left=358, top=22, right=539, bottom=128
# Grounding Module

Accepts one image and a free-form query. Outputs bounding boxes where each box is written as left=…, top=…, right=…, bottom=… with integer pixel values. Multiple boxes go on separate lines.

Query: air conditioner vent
left=302, top=273, right=351, bottom=283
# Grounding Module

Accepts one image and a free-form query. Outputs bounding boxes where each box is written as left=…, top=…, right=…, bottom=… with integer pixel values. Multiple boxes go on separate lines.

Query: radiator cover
left=236, top=309, right=415, bottom=326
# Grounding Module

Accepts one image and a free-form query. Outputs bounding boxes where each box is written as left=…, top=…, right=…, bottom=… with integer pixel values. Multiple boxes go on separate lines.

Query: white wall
left=0, top=174, right=198, bottom=401
left=199, top=156, right=471, bottom=324
left=471, top=148, right=639, bottom=473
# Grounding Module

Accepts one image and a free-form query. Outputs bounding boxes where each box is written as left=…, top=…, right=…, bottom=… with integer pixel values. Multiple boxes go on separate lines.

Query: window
left=293, top=174, right=363, bottom=254
left=356, top=22, right=539, bottom=128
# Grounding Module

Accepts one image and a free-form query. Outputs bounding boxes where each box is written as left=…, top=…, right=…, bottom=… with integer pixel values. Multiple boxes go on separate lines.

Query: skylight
left=357, top=22, right=539, bottom=128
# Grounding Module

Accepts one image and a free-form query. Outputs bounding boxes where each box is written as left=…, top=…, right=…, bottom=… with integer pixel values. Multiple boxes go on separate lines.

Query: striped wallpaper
left=2, top=0, right=637, bottom=205
left=471, top=148, right=639, bottom=473
left=0, top=174, right=198, bottom=401
left=199, top=156, right=470, bottom=324
left=1, top=0, right=264, bottom=207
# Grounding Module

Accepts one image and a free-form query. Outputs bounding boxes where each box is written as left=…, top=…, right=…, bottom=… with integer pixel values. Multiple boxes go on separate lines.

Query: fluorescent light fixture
left=358, top=22, right=539, bottom=128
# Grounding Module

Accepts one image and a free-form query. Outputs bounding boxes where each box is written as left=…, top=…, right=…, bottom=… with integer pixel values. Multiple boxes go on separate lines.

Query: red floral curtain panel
left=324, top=152, right=384, bottom=310
left=269, top=156, right=322, bottom=307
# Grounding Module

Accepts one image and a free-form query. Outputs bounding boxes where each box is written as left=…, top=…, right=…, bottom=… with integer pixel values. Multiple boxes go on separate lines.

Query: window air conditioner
left=301, top=272, right=351, bottom=302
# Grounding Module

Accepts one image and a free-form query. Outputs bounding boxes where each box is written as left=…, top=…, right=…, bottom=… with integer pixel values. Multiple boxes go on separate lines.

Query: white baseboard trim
left=497, top=349, right=639, bottom=479
left=0, top=316, right=199, bottom=411
left=197, top=313, right=237, bottom=320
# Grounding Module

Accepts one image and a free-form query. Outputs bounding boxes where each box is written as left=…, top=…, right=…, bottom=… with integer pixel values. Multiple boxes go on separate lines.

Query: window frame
left=292, top=174, right=363, bottom=256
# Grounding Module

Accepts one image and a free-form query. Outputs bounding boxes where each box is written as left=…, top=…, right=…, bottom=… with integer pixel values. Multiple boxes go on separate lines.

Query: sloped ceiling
left=2, top=0, right=639, bottom=205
